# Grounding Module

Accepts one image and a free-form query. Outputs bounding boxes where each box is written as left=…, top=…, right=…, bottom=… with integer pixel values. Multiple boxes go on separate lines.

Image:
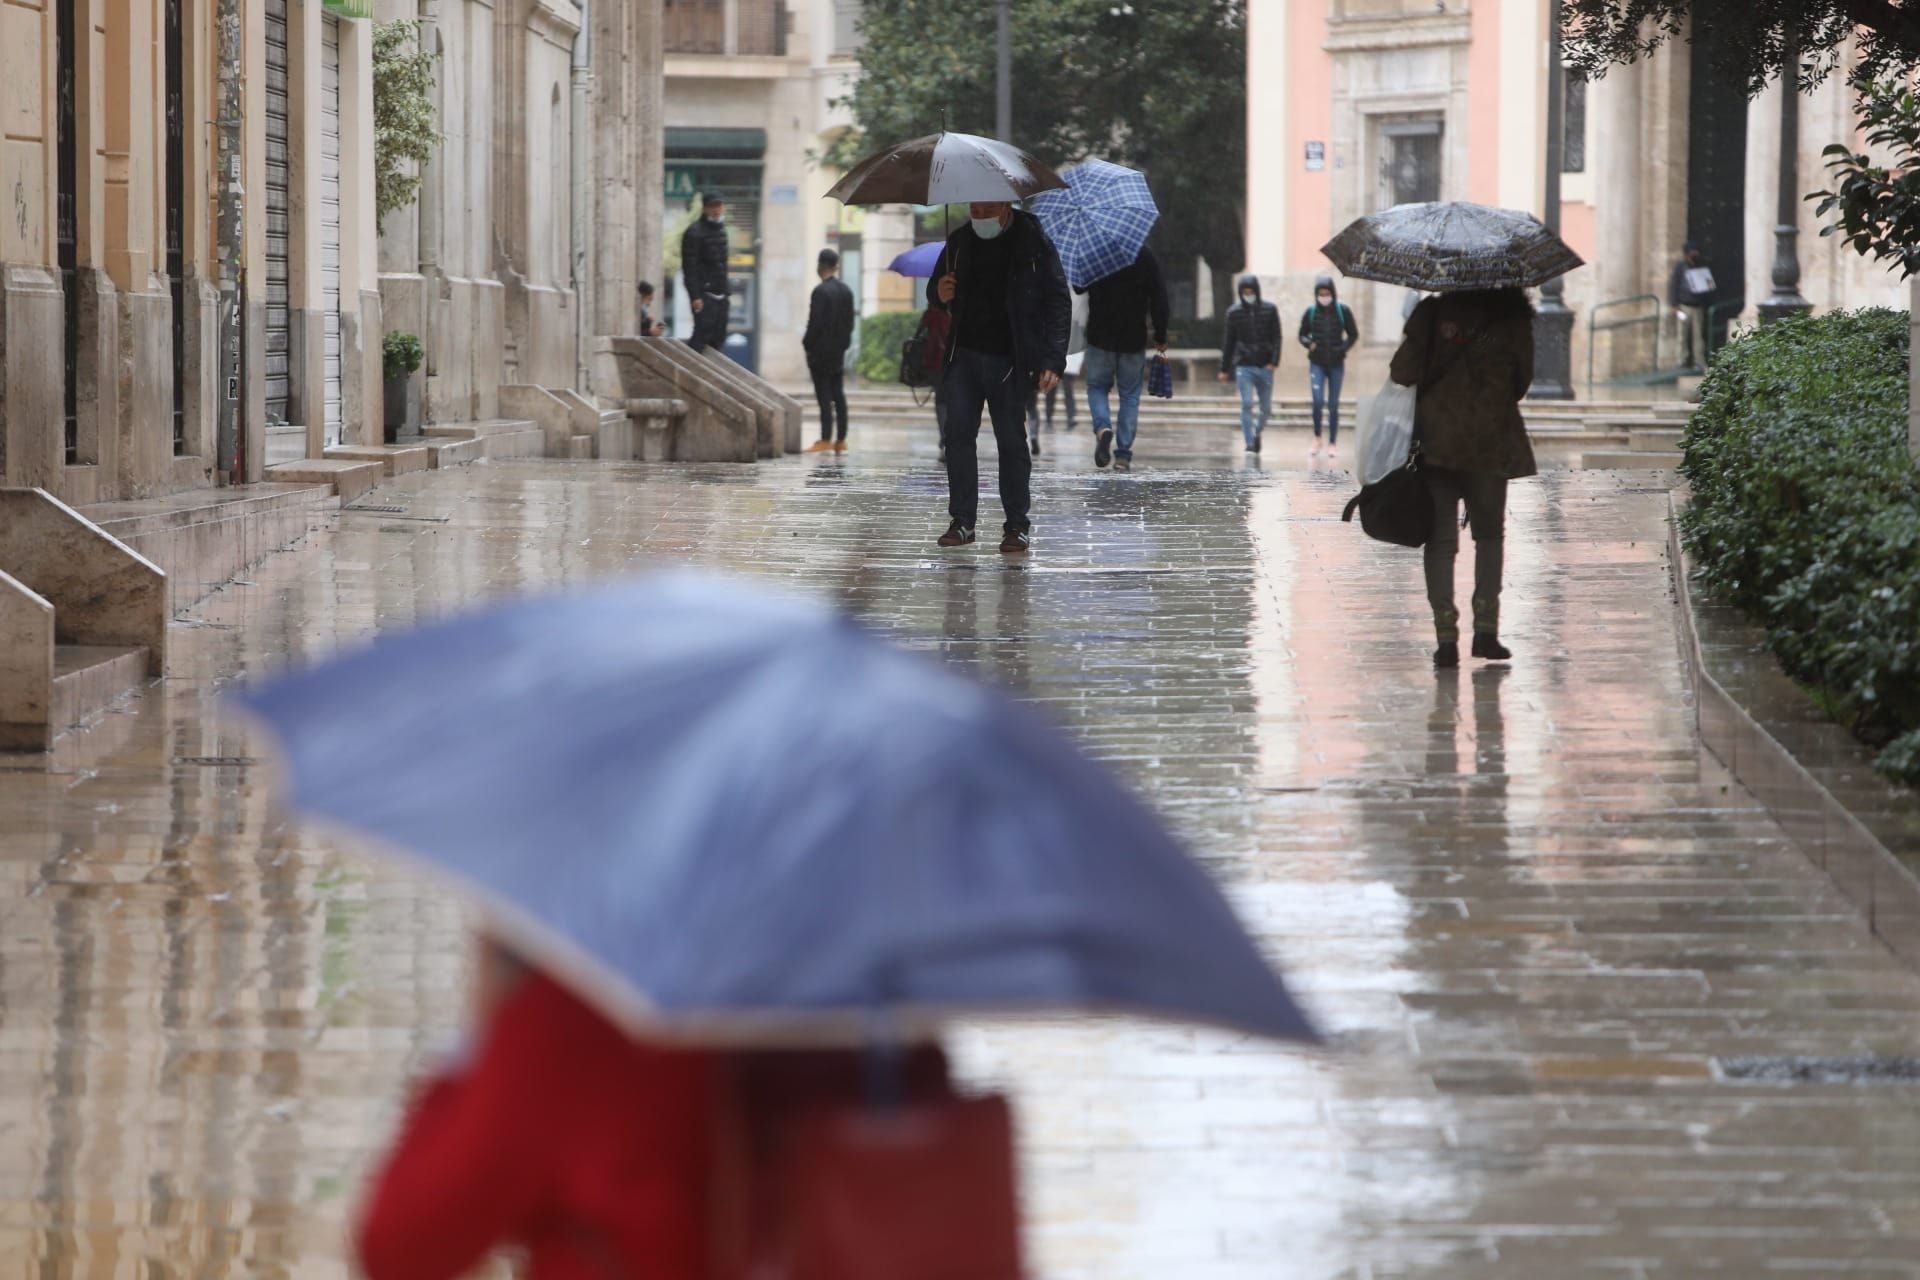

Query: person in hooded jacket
left=1218, top=276, right=1282, bottom=454
left=1298, top=275, right=1359, bottom=458
left=681, top=193, right=732, bottom=354
left=1389, top=287, right=1536, bottom=669
left=927, top=201, right=1071, bottom=554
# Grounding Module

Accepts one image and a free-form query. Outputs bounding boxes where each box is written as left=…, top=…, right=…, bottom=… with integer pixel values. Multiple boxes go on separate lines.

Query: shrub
left=373, top=21, right=440, bottom=231
left=856, top=312, right=921, bottom=385
left=1680, top=308, right=1920, bottom=787
left=383, top=331, right=425, bottom=381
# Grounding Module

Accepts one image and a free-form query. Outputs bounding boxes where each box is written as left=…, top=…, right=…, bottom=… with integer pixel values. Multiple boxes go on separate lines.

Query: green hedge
left=856, top=312, right=921, bottom=385
left=1680, top=308, right=1920, bottom=787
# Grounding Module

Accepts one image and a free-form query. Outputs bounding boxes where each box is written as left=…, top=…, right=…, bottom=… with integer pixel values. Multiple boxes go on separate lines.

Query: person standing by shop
left=1083, top=246, right=1169, bottom=472
left=802, top=249, right=856, bottom=453
left=1668, top=241, right=1717, bottom=371
left=1217, top=276, right=1282, bottom=455
left=1298, top=275, right=1359, bottom=459
left=681, top=193, right=731, bottom=355
left=927, top=201, right=1071, bottom=553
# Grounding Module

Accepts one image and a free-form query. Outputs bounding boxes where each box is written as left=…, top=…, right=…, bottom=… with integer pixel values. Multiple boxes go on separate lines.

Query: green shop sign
left=322, top=0, right=373, bottom=16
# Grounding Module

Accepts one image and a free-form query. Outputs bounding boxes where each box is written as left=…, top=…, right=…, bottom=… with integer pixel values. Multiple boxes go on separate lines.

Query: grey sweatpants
left=1422, top=465, right=1508, bottom=643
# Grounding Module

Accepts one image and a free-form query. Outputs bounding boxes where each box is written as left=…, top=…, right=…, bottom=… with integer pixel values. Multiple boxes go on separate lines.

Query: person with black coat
left=802, top=249, right=857, bottom=453
left=1298, top=274, right=1359, bottom=458
left=1218, top=276, right=1282, bottom=454
left=1082, top=247, right=1169, bottom=472
left=1668, top=242, right=1717, bottom=370
left=680, top=193, right=731, bottom=354
left=926, top=201, right=1071, bottom=554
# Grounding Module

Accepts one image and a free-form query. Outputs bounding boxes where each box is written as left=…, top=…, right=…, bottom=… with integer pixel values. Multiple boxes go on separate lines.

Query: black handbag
left=1342, top=447, right=1433, bottom=548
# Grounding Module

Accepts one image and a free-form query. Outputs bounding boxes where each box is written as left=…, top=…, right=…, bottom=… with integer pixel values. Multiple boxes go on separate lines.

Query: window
left=1380, top=121, right=1443, bottom=208
left=1563, top=70, right=1587, bottom=174
left=832, top=0, right=862, bottom=57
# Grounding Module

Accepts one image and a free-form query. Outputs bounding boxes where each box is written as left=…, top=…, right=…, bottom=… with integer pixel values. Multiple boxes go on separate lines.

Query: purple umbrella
left=888, top=242, right=945, bottom=279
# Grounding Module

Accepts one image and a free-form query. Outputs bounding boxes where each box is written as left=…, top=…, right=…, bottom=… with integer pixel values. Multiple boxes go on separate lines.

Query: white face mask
left=1240, top=292, right=1256, bottom=304
left=971, top=216, right=1006, bottom=241
left=707, top=212, right=725, bottom=225
left=1317, top=294, right=1333, bottom=307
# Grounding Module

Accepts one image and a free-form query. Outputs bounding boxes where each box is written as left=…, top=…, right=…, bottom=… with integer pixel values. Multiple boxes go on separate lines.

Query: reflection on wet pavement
left=4, top=421, right=1918, bottom=1278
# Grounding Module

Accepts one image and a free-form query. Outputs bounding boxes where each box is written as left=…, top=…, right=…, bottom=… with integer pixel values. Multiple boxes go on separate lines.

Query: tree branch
left=1839, top=0, right=1920, bottom=58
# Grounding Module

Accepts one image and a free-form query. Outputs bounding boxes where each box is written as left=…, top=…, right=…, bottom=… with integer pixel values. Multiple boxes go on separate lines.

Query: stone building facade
left=375, top=0, right=663, bottom=426
left=0, top=0, right=387, bottom=503
left=1245, top=0, right=1907, bottom=388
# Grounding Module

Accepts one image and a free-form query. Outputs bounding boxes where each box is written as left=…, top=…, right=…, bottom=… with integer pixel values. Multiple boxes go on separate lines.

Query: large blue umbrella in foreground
left=237, top=575, right=1315, bottom=1046
left=1027, top=159, right=1159, bottom=289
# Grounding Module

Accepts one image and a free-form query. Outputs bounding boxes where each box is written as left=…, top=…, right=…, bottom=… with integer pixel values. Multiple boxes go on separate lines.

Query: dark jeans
left=1422, top=465, right=1508, bottom=643
left=945, top=347, right=1030, bottom=532
left=810, top=361, right=848, bottom=441
left=688, top=296, right=730, bottom=353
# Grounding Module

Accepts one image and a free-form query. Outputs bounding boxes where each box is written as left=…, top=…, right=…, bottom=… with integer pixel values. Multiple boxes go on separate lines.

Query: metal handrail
left=1587, top=293, right=1664, bottom=391
left=1705, top=298, right=1745, bottom=364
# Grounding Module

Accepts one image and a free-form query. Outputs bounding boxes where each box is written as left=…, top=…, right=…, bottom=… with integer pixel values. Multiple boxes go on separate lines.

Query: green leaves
left=833, top=0, right=1246, bottom=283
left=1680, top=309, right=1920, bottom=787
left=372, top=20, right=440, bottom=232
left=1810, top=79, right=1920, bottom=278
left=383, top=330, right=424, bottom=380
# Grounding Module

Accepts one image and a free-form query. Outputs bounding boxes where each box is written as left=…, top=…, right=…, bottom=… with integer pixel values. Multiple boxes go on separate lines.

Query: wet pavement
left=4, top=417, right=1919, bottom=1278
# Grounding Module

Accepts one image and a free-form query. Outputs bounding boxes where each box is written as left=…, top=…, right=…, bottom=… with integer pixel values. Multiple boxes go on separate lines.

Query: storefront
left=664, top=128, right=765, bottom=371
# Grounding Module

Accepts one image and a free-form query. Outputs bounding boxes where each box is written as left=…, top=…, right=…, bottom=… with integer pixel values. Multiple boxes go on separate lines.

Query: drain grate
left=345, top=503, right=409, bottom=514
left=172, top=756, right=261, bottom=768
left=1717, top=1055, right=1920, bottom=1084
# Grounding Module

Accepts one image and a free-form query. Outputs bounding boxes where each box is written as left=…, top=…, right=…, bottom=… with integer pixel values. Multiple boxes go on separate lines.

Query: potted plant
left=383, top=331, right=424, bottom=442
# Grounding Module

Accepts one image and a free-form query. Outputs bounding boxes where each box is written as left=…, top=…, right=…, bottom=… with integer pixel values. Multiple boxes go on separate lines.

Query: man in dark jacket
left=680, top=193, right=731, bottom=354
left=1298, top=274, right=1360, bottom=458
left=1668, top=241, right=1717, bottom=370
left=928, top=201, right=1070, bottom=554
left=1218, top=275, right=1282, bottom=454
left=802, top=249, right=856, bottom=452
left=1082, top=247, right=1169, bottom=472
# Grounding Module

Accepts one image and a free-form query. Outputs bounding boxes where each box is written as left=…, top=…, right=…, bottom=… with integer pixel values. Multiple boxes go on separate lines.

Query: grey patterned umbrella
left=1322, top=201, right=1583, bottom=291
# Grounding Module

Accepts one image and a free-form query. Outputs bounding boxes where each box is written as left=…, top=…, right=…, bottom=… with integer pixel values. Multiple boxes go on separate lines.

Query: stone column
left=1530, top=0, right=1575, bottom=400
left=591, top=0, right=663, bottom=339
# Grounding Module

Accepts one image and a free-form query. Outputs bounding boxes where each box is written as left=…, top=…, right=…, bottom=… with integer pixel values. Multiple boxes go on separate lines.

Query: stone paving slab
left=1, top=418, right=1917, bottom=1277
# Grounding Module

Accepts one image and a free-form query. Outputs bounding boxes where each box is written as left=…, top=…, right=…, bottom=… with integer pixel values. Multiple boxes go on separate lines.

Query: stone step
left=52, top=644, right=151, bottom=731
left=1629, top=426, right=1686, bottom=454
left=324, top=444, right=431, bottom=476
left=1581, top=451, right=1683, bottom=472
left=426, top=436, right=488, bottom=468
left=264, top=458, right=385, bottom=504
left=566, top=435, right=595, bottom=460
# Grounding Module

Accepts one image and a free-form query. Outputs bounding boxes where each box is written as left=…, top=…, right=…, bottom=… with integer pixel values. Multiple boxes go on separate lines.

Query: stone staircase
left=417, top=417, right=546, bottom=467
left=0, top=489, right=168, bottom=750
left=1579, top=424, right=1688, bottom=471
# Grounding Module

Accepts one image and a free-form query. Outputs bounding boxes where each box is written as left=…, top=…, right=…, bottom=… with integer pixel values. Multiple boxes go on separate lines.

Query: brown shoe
left=999, top=527, right=1031, bottom=554
left=833, top=439, right=848, bottom=453
left=937, top=522, right=976, bottom=548
left=804, top=439, right=835, bottom=453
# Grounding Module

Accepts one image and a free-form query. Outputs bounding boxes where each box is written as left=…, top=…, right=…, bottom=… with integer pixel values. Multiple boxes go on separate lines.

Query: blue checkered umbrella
left=1028, top=160, right=1159, bottom=290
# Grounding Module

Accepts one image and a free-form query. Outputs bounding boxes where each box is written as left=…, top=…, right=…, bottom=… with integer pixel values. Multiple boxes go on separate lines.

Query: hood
left=1313, top=274, right=1338, bottom=306
left=1236, top=275, right=1263, bottom=304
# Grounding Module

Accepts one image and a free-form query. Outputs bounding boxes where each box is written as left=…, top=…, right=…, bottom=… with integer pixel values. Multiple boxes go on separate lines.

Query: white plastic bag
left=1067, top=290, right=1089, bottom=357
left=1356, top=379, right=1417, bottom=486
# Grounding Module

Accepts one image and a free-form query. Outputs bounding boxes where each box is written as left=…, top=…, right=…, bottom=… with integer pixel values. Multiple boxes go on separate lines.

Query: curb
left=1668, top=493, right=1920, bottom=968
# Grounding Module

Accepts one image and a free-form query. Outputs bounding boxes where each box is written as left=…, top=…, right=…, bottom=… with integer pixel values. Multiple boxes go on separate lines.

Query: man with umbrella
left=928, top=203, right=1071, bottom=552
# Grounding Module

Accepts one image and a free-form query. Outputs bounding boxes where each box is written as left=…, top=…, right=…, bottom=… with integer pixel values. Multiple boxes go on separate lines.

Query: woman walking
left=1388, top=288, right=1535, bottom=669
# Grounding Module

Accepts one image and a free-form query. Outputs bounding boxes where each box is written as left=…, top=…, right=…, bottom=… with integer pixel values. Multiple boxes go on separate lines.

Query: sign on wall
left=1305, top=142, right=1326, bottom=172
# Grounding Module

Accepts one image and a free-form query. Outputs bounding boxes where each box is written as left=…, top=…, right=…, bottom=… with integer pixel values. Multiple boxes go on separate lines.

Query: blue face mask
left=971, top=216, right=1006, bottom=241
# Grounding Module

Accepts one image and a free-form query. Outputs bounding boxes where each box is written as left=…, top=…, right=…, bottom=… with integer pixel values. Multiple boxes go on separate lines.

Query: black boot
left=1471, top=634, right=1512, bottom=661
left=1433, top=642, right=1459, bottom=669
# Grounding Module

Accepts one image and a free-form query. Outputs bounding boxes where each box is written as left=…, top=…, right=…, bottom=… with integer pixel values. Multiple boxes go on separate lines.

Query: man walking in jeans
left=1298, top=274, right=1359, bottom=459
left=1218, top=275, right=1282, bottom=454
left=1083, top=246, right=1170, bottom=473
left=927, top=200, right=1070, bottom=554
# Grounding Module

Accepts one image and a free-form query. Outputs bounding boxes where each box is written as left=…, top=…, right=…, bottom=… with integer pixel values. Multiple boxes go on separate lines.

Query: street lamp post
left=1530, top=0, right=1576, bottom=400
left=1759, top=32, right=1813, bottom=323
left=996, top=0, right=1012, bottom=141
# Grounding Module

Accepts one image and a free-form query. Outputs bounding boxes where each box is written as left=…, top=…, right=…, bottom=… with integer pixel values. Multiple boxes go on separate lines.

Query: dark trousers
left=1045, top=374, right=1077, bottom=428
left=1422, top=465, right=1508, bottom=643
left=810, top=361, right=848, bottom=441
left=944, top=347, right=1030, bottom=532
left=689, top=296, right=730, bottom=353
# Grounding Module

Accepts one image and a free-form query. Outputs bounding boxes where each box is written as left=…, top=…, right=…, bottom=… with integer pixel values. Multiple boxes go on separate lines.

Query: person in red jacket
left=356, top=936, right=720, bottom=1280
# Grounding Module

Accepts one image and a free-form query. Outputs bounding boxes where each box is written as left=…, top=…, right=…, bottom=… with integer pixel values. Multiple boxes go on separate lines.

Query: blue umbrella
left=236, top=575, right=1315, bottom=1047
left=888, top=241, right=944, bottom=279
left=1028, top=159, right=1159, bottom=290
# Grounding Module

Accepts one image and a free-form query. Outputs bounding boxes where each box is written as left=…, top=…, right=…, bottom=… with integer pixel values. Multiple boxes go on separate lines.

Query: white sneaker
left=1309, top=439, right=1321, bottom=458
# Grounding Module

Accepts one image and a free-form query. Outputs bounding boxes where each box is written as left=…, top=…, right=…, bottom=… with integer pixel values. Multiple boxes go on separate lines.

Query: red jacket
left=356, top=973, right=718, bottom=1280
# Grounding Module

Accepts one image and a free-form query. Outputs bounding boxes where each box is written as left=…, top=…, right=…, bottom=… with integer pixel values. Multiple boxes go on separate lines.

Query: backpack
left=899, top=307, right=952, bottom=398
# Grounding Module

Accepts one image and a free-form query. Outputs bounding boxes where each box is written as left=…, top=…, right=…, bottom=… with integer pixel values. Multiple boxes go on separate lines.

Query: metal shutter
left=264, top=0, right=291, bottom=424
left=320, top=14, right=343, bottom=446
